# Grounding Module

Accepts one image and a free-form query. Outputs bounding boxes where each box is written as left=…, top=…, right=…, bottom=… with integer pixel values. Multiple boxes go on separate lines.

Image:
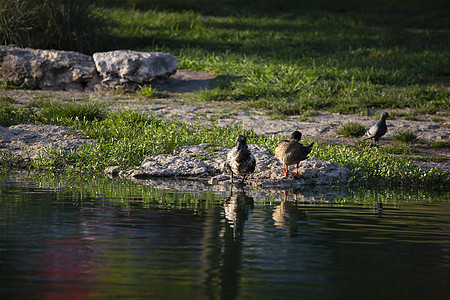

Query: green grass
left=1, top=1, right=449, bottom=187
left=381, top=144, right=416, bottom=155
left=430, top=140, right=450, bottom=148
left=0, top=97, right=35, bottom=127
left=2, top=1, right=449, bottom=116
left=0, top=0, right=107, bottom=53
left=31, top=99, right=109, bottom=125
left=297, top=110, right=319, bottom=122
left=0, top=80, right=28, bottom=90
left=30, top=108, right=277, bottom=174
left=312, top=142, right=447, bottom=186
left=139, top=85, right=168, bottom=98
left=393, top=129, right=418, bottom=143
left=336, top=122, right=367, bottom=138
left=0, top=100, right=441, bottom=187
left=101, top=3, right=449, bottom=116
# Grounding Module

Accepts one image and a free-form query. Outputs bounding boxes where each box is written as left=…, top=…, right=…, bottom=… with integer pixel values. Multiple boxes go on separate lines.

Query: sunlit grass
left=336, top=122, right=366, bottom=138
left=393, top=129, right=418, bottom=143
left=0, top=80, right=28, bottom=90
left=1, top=0, right=449, bottom=186
left=4, top=101, right=439, bottom=187
left=31, top=99, right=109, bottom=125
left=103, top=7, right=450, bottom=116
left=139, top=85, right=168, bottom=98
left=430, top=140, right=450, bottom=148
left=0, top=97, right=35, bottom=127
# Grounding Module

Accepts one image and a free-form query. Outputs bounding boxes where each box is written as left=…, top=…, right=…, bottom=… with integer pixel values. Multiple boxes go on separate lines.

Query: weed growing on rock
left=139, top=85, right=168, bottom=98
left=393, top=130, right=418, bottom=143
left=336, top=122, right=367, bottom=138
left=0, top=97, right=35, bottom=126
left=430, top=140, right=450, bottom=148
left=0, top=80, right=28, bottom=90
left=31, top=99, right=109, bottom=125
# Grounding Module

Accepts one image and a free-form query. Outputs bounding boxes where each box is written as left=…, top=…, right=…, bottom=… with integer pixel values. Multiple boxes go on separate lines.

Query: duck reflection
left=272, top=191, right=308, bottom=235
left=373, top=202, right=383, bottom=217
left=223, top=186, right=254, bottom=238
left=200, top=187, right=254, bottom=300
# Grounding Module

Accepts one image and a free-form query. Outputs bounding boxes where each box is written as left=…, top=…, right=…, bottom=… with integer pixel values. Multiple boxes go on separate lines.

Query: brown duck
left=275, top=131, right=314, bottom=177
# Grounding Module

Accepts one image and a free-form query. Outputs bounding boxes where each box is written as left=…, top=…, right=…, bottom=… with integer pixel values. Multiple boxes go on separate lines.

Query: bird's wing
left=365, top=124, right=378, bottom=138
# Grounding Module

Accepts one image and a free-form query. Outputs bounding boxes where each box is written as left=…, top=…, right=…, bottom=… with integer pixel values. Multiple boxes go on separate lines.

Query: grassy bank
left=0, top=98, right=447, bottom=187
left=2, top=1, right=448, bottom=117
left=1, top=1, right=449, bottom=186
left=103, top=3, right=449, bottom=117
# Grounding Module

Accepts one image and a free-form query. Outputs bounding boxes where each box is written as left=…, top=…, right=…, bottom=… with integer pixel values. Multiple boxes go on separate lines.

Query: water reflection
left=1, top=174, right=449, bottom=300
left=272, top=198, right=308, bottom=234
left=223, top=187, right=254, bottom=238
left=200, top=186, right=254, bottom=299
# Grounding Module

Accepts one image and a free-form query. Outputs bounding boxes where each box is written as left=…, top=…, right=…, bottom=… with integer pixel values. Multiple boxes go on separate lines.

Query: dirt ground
left=1, top=69, right=449, bottom=172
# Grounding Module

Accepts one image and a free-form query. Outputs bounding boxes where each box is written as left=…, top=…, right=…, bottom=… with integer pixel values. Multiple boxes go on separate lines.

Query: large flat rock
left=113, top=143, right=350, bottom=189
left=93, top=50, right=177, bottom=90
left=0, top=46, right=98, bottom=91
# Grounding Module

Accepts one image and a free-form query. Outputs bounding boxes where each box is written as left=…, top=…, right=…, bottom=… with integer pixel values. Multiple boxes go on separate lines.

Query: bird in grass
left=275, top=131, right=314, bottom=177
left=362, top=112, right=389, bottom=143
left=224, top=135, right=256, bottom=184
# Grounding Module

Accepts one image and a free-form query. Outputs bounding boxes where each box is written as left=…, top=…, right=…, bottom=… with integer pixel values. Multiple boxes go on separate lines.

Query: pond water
left=1, top=174, right=449, bottom=300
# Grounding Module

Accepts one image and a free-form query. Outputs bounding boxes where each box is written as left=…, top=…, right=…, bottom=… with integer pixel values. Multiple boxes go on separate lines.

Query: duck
left=362, top=112, right=389, bottom=143
left=224, top=135, right=256, bottom=184
left=275, top=131, right=314, bottom=177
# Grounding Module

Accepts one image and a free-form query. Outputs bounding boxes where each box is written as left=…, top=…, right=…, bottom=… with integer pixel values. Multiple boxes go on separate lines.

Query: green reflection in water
left=0, top=172, right=449, bottom=300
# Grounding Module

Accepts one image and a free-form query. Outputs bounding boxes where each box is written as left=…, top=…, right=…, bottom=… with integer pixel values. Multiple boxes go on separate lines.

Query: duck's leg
left=230, top=172, right=234, bottom=183
left=240, top=174, right=247, bottom=184
left=293, top=163, right=300, bottom=176
left=282, top=165, right=290, bottom=176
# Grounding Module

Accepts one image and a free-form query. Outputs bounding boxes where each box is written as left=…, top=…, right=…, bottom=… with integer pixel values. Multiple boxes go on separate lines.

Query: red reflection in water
left=38, top=236, right=100, bottom=300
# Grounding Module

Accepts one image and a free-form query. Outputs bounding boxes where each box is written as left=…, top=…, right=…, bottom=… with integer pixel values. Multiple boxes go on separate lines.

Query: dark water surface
left=1, top=174, right=449, bottom=300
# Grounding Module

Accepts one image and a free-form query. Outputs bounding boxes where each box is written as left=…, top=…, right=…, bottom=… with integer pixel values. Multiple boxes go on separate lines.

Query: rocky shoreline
left=1, top=70, right=449, bottom=184
left=105, top=143, right=349, bottom=189
left=0, top=123, right=349, bottom=189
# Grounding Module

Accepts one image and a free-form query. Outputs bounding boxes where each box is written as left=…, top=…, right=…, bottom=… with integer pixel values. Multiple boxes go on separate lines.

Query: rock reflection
left=224, top=186, right=254, bottom=238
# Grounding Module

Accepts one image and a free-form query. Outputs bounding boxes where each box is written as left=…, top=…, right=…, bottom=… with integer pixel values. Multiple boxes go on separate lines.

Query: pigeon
left=363, top=112, right=389, bottom=143
left=275, top=131, right=314, bottom=177
left=224, top=135, right=256, bottom=184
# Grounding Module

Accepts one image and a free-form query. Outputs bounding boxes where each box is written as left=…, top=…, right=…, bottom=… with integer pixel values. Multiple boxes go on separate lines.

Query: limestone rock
left=0, top=124, right=96, bottom=163
left=296, top=157, right=349, bottom=185
left=93, top=50, right=177, bottom=90
left=0, top=46, right=98, bottom=91
left=125, top=144, right=350, bottom=188
left=139, top=154, right=208, bottom=177
left=104, top=166, right=120, bottom=177
left=176, top=143, right=277, bottom=174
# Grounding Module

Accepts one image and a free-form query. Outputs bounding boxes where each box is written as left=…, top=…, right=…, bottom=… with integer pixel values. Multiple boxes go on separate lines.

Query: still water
left=0, top=174, right=449, bottom=300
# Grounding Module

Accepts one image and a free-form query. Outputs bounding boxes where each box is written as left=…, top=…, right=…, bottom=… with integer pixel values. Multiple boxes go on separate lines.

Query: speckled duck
left=224, top=135, right=256, bottom=184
